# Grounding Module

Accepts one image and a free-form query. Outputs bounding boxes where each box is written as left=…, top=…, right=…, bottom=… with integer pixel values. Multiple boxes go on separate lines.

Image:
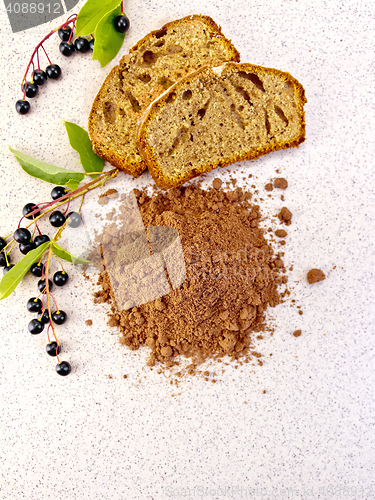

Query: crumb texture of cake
left=138, top=62, right=307, bottom=188
left=88, top=15, right=240, bottom=177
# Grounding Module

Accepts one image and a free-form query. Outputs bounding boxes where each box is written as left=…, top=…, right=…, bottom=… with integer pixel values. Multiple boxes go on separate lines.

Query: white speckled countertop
left=1, top=1, right=375, bottom=499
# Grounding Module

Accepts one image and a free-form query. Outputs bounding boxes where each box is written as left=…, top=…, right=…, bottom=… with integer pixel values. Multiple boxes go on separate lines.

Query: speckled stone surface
left=1, top=1, right=375, bottom=499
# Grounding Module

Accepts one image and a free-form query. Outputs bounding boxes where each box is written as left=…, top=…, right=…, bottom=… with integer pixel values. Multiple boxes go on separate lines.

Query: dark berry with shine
left=0, top=237, right=6, bottom=251
left=53, top=271, right=68, bottom=286
left=56, top=361, right=71, bottom=376
left=52, top=310, right=67, bottom=325
left=33, top=69, right=47, bottom=86
left=59, top=41, right=75, bottom=57
left=51, top=186, right=67, bottom=200
left=0, top=252, right=7, bottom=267
left=23, top=203, right=40, bottom=219
left=16, top=100, right=30, bottom=115
left=89, top=38, right=95, bottom=51
left=75, top=37, right=90, bottom=53
left=46, top=64, right=61, bottom=79
left=34, top=234, right=50, bottom=247
left=28, top=319, right=44, bottom=335
left=67, top=212, right=81, bottom=228
left=19, top=241, right=36, bottom=255
left=38, top=279, right=53, bottom=293
left=27, top=297, right=43, bottom=313
left=30, top=262, right=43, bottom=276
left=58, top=25, right=72, bottom=41
left=3, top=265, right=14, bottom=275
left=22, top=82, right=38, bottom=98
left=46, top=341, right=61, bottom=357
left=40, top=310, right=50, bottom=324
left=14, top=227, right=31, bottom=244
left=49, top=211, right=66, bottom=227
left=114, top=15, right=130, bottom=33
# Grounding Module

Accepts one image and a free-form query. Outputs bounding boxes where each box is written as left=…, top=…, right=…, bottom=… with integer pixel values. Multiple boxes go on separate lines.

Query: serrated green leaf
left=9, top=147, right=85, bottom=186
left=0, top=242, right=51, bottom=300
left=52, top=242, right=91, bottom=265
left=64, top=121, right=104, bottom=179
left=76, top=0, right=122, bottom=37
left=92, top=5, right=125, bottom=67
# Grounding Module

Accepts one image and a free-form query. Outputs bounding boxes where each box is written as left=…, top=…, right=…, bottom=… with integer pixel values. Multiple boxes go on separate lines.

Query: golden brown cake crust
left=88, top=15, right=240, bottom=177
left=137, top=62, right=307, bottom=188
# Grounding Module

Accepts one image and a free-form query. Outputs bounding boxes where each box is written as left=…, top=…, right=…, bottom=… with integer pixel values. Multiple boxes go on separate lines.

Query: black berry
left=114, top=15, right=130, bottom=33
left=0, top=252, right=8, bottom=267
left=27, top=297, right=43, bottom=313
left=75, top=37, right=90, bottom=53
left=56, top=361, right=71, bottom=376
left=19, top=241, right=36, bottom=255
left=52, top=310, right=67, bottom=325
left=23, top=203, right=41, bottom=219
left=51, top=186, right=67, bottom=200
left=14, top=227, right=31, bottom=244
left=30, top=262, right=43, bottom=276
left=46, top=341, right=61, bottom=357
left=59, top=42, right=75, bottom=57
left=28, top=319, right=44, bottom=335
left=89, top=39, right=95, bottom=51
left=16, top=100, right=30, bottom=115
left=53, top=271, right=68, bottom=286
left=22, top=82, right=38, bottom=98
left=58, top=25, right=72, bottom=41
left=0, top=237, right=6, bottom=251
left=38, top=279, right=53, bottom=293
left=3, top=265, right=14, bottom=275
left=34, top=234, right=50, bottom=247
left=33, top=70, right=47, bottom=86
left=40, top=309, right=50, bottom=324
left=46, top=64, right=61, bottom=79
left=49, top=211, right=66, bottom=227
left=67, top=212, right=81, bottom=228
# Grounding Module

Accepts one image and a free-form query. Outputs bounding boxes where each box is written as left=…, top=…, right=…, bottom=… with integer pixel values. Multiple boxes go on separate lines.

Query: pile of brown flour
left=92, top=183, right=288, bottom=368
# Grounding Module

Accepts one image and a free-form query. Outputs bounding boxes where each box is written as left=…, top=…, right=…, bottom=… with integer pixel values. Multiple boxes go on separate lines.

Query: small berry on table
left=33, top=70, right=47, bottom=86
left=19, top=241, right=36, bottom=255
left=46, top=341, right=61, bottom=357
left=40, top=310, right=51, bottom=324
left=30, top=262, right=43, bottom=277
left=23, top=203, right=40, bottom=219
left=46, top=64, right=61, bottom=80
left=75, top=37, right=90, bottom=53
left=28, top=319, right=44, bottom=335
left=16, top=100, right=30, bottom=115
left=51, top=186, right=67, bottom=200
left=22, top=82, right=38, bottom=98
left=59, top=42, right=75, bottom=57
left=34, top=234, right=50, bottom=247
left=114, top=15, right=130, bottom=33
left=0, top=237, right=6, bottom=251
left=0, top=252, right=8, bottom=267
left=58, top=25, right=72, bottom=42
left=52, top=310, right=67, bottom=325
left=27, top=297, right=43, bottom=313
left=56, top=361, right=71, bottom=376
left=38, top=279, right=53, bottom=293
left=66, top=212, right=81, bottom=228
left=14, top=228, right=31, bottom=244
left=49, top=211, right=66, bottom=227
left=53, top=271, right=69, bottom=286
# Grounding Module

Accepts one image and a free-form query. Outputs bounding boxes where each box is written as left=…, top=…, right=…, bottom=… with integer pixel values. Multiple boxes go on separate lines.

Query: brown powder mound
left=274, top=177, right=288, bottom=189
left=278, top=206, right=293, bottom=225
left=307, top=268, right=326, bottom=284
left=93, top=184, right=287, bottom=368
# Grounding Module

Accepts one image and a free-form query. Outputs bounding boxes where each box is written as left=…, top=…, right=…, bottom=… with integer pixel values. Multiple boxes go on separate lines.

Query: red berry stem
left=121, top=1, right=124, bottom=15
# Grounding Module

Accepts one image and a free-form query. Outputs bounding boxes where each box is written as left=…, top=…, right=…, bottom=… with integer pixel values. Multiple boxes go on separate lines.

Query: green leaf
left=0, top=242, right=51, bottom=300
left=9, top=147, right=85, bottom=186
left=66, top=179, right=81, bottom=190
left=52, top=242, right=91, bottom=265
left=76, top=0, right=122, bottom=37
left=64, top=121, right=104, bottom=179
left=92, top=5, right=125, bottom=67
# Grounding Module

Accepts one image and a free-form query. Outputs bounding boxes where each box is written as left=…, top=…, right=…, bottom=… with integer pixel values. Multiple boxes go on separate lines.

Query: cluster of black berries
left=58, top=25, right=94, bottom=58
left=0, top=186, right=82, bottom=375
